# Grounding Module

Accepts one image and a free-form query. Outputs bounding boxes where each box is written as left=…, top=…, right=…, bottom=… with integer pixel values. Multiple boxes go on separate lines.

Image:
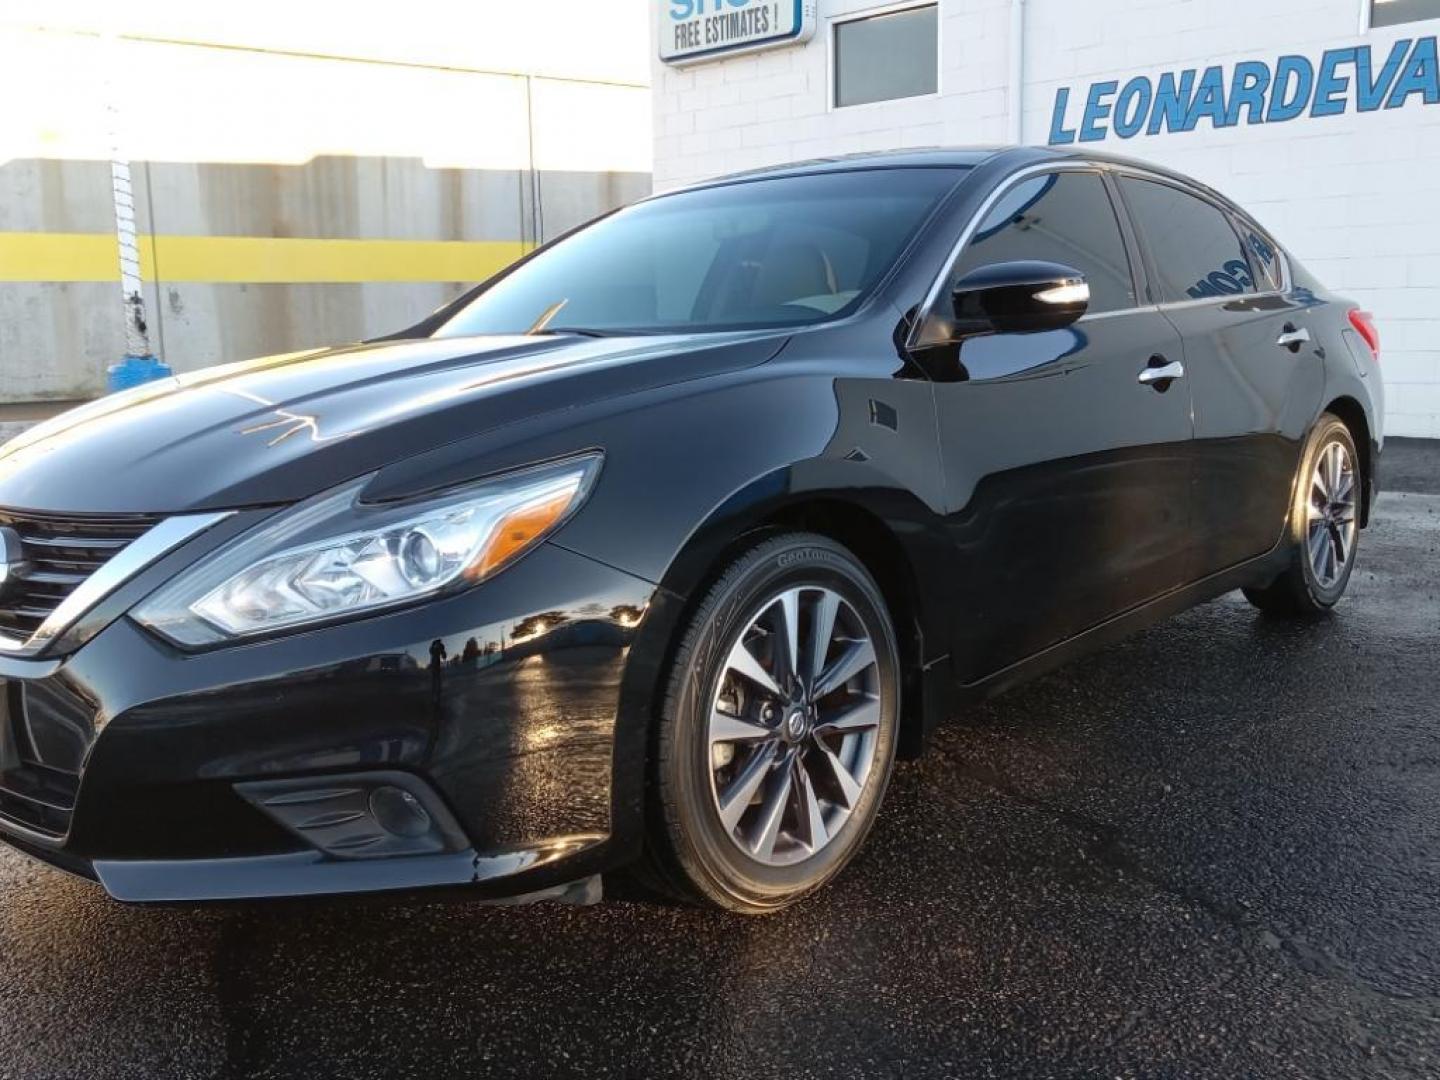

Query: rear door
left=1115, top=175, right=1325, bottom=577
left=925, top=168, right=1193, bottom=683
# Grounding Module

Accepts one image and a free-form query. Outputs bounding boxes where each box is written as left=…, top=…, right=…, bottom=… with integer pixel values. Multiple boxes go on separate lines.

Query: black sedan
left=0, top=147, right=1382, bottom=912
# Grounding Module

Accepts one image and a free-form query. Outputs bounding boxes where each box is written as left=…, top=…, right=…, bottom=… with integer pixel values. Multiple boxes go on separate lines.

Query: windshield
left=434, top=168, right=965, bottom=337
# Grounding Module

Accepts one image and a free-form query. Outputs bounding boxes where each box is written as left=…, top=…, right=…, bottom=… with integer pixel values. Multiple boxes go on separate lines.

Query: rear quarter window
left=1237, top=221, right=1285, bottom=293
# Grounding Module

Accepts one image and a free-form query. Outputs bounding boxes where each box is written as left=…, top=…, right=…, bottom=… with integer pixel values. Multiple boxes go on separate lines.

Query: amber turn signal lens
left=466, top=488, right=577, bottom=581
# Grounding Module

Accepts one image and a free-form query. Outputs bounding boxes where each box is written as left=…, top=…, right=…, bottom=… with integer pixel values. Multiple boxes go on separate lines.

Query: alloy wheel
left=706, top=586, right=881, bottom=867
left=1307, top=439, right=1357, bottom=588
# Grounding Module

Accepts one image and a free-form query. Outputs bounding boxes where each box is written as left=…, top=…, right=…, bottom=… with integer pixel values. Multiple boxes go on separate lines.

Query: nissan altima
left=0, top=147, right=1382, bottom=912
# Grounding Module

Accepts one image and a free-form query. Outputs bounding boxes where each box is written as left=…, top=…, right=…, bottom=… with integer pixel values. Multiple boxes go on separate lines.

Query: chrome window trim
left=0, top=511, right=233, bottom=656
left=1077, top=304, right=1161, bottom=324
left=1158, top=290, right=1288, bottom=313
left=1082, top=289, right=1294, bottom=325
left=909, top=160, right=1292, bottom=349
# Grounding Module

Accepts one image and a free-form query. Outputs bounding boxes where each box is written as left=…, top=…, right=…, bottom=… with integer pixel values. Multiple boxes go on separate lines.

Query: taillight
left=1348, top=309, right=1380, bottom=361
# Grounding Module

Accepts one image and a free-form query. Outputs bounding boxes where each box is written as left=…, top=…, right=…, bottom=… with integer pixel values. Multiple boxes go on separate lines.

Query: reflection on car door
left=1116, top=177, right=1326, bottom=577
left=925, top=169, right=1193, bottom=684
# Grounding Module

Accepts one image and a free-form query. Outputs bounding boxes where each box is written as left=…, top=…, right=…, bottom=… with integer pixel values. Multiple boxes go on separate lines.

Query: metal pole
left=526, top=75, right=543, bottom=246
left=109, top=159, right=152, bottom=360
left=103, top=33, right=169, bottom=391
left=1008, top=0, right=1027, bottom=145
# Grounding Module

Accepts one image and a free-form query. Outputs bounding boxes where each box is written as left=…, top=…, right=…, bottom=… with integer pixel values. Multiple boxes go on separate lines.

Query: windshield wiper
left=520, top=304, right=644, bottom=337
left=523, top=299, right=627, bottom=337
left=526, top=299, right=569, bottom=334
left=541, top=326, right=628, bottom=338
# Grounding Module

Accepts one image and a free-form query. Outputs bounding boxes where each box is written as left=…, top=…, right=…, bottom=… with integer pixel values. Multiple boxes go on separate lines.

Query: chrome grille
left=0, top=508, right=161, bottom=641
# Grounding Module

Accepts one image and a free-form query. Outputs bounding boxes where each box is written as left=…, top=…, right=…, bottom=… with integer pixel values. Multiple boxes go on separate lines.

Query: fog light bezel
left=234, top=771, right=468, bottom=860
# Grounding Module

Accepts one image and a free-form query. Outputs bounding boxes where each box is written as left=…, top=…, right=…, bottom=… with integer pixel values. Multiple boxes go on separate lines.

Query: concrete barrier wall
left=0, top=26, right=651, bottom=403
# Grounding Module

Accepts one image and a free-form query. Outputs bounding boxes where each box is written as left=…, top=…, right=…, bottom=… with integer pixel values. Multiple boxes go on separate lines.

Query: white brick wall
left=652, top=0, right=1440, bottom=437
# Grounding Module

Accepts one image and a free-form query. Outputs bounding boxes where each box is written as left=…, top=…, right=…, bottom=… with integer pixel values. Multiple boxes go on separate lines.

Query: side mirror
left=948, top=260, right=1089, bottom=338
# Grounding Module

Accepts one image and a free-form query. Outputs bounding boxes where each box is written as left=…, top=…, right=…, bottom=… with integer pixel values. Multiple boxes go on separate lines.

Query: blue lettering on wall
left=1225, top=61, right=1270, bottom=125
left=1356, top=39, right=1410, bottom=110
left=1080, top=80, right=1119, bottom=141
left=1047, top=37, right=1439, bottom=144
left=1389, top=35, right=1440, bottom=107
left=670, top=0, right=755, bottom=15
left=1186, top=66, right=1228, bottom=130
left=1147, top=70, right=1196, bottom=135
left=1048, top=87, right=1078, bottom=144
left=1311, top=48, right=1356, bottom=117
left=1267, top=55, right=1314, bottom=122
left=1113, top=76, right=1153, bottom=138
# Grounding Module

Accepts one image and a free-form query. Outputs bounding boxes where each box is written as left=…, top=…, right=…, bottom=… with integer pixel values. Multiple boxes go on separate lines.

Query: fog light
left=235, top=771, right=468, bottom=859
left=370, top=785, right=432, bottom=838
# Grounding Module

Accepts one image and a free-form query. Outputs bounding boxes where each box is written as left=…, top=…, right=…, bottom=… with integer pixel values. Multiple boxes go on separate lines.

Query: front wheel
left=644, top=533, right=900, bottom=913
left=1243, top=414, right=1361, bottom=617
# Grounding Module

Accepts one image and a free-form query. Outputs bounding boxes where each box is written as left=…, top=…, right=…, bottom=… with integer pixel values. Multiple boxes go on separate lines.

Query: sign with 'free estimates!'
left=659, top=0, right=817, bottom=66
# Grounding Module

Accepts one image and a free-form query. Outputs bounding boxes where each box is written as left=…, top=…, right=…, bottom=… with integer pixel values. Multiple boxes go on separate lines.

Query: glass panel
left=1371, top=0, right=1440, bottom=28
left=951, top=172, right=1136, bottom=314
left=1119, top=178, right=1257, bottom=303
left=1238, top=222, right=1284, bottom=293
left=834, top=5, right=939, bottom=108
left=437, top=168, right=964, bottom=336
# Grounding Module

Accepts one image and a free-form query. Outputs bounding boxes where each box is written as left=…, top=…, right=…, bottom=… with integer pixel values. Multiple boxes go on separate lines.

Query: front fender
left=365, top=355, right=954, bottom=857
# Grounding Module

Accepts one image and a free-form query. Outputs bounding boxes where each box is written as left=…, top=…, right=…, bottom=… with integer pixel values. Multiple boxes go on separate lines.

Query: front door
left=922, top=169, right=1195, bottom=684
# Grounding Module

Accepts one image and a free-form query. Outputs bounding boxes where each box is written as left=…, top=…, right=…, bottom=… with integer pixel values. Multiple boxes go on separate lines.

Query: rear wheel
left=1243, top=414, right=1360, bottom=617
left=644, top=533, right=900, bottom=913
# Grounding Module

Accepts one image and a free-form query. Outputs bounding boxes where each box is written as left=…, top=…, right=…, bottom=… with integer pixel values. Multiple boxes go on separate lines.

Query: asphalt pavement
left=1, top=439, right=1437, bottom=1080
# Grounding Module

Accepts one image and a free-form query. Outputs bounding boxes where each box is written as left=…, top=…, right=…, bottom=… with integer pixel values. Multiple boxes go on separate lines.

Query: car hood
left=0, top=331, right=786, bottom=514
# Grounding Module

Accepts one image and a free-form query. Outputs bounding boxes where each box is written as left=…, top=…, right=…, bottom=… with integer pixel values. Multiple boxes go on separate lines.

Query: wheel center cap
left=784, top=708, right=809, bottom=741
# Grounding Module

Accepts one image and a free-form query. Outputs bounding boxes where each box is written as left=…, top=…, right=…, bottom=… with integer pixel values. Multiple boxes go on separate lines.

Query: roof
left=664, top=145, right=1206, bottom=196
left=674, top=147, right=1009, bottom=191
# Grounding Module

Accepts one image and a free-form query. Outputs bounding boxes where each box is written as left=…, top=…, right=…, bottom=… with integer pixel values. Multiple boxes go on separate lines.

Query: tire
left=643, top=533, right=900, bottom=913
left=1243, top=414, right=1361, bottom=617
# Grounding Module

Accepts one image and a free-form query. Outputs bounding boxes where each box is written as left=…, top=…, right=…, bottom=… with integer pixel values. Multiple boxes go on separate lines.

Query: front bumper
left=0, top=542, right=656, bottom=902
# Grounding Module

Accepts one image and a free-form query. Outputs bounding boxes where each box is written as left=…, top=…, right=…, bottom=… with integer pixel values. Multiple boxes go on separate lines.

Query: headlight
left=134, top=453, right=601, bottom=647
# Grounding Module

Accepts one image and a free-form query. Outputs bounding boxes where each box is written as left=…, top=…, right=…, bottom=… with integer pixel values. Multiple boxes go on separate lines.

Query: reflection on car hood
left=0, top=332, right=785, bottom=514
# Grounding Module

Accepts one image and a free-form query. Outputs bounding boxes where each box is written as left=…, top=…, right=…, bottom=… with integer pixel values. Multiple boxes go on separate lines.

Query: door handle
left=1138, top=358, right=1185, bottom=387
left=1276, top=324, right=1310, bottom=350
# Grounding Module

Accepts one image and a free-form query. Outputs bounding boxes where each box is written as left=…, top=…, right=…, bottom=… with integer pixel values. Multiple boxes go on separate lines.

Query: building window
left=1371, top=0, right=1440, bottom=27
left=833, top=4, right=938, bottom=109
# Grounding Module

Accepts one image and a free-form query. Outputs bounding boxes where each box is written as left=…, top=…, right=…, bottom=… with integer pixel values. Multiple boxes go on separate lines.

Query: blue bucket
left=106, top=354, right=173, bottom=393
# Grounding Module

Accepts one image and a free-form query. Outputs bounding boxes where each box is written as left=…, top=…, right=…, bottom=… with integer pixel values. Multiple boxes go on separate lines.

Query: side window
left=951, top=171, right=1135, bottom=314
left=1238, top=220, right=1284, bottom=293
left=1119, top=178, right=1257, bottom=302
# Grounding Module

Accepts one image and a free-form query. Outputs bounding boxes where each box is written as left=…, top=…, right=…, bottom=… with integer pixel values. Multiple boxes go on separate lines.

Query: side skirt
left=931, top=544, right=1291, bottom=726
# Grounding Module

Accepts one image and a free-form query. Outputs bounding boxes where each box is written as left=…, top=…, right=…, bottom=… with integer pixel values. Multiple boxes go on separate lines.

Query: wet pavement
left=1, top=440, right=1437, bottom=1079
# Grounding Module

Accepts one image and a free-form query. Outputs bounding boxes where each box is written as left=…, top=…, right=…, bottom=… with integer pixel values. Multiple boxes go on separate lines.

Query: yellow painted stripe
left=0, top=232, right=122, bottom=282
left=0, top=232, right=530, bottom=283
